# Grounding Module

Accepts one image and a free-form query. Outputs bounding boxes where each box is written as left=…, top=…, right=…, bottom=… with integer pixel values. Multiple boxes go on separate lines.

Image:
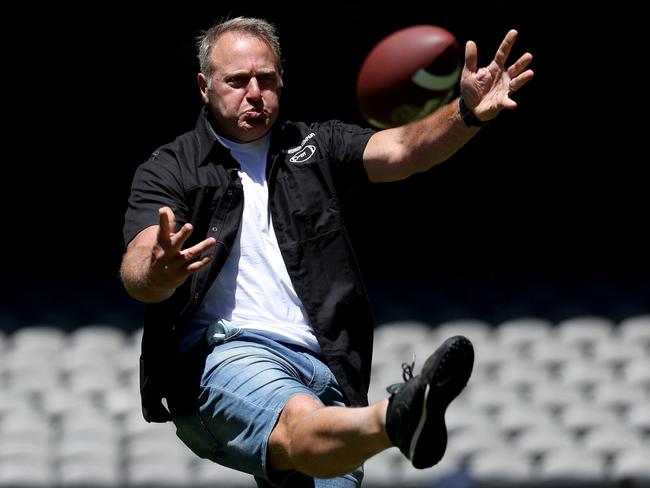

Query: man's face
left=199, top=32, right=281, bottom=143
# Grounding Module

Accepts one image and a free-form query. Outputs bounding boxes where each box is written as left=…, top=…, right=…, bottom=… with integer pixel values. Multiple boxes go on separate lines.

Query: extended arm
left=120, top=207, right=216, bottom=303
left=363, top=29, right=534, bottom=183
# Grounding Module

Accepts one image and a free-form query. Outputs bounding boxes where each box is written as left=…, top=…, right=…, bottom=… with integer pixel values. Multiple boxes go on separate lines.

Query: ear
left=198, top=73, right=210, bottom=104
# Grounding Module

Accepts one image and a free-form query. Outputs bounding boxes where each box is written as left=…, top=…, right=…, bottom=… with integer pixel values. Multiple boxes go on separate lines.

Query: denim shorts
left=169, top=320, right=364, bottom=488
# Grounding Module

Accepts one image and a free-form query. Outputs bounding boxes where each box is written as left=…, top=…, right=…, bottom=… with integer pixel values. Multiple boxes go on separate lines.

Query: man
left=121, top=16, right=533, bottom=487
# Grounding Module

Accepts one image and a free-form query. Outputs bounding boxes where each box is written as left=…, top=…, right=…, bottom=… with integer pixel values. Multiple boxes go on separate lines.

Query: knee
left=268, top=393, right=323, bottom=471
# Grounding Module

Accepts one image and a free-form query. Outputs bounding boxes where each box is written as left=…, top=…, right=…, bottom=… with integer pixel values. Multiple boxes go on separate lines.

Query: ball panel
left=357, top=25, right=461, bottom=128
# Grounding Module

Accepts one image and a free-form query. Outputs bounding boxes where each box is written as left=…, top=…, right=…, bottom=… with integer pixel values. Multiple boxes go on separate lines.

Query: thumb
left=464, top=40, right=478, bottom=73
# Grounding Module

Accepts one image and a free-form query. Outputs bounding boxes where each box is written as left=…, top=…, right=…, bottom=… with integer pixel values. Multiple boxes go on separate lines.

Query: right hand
left=148, top=206, right=216, bottom=292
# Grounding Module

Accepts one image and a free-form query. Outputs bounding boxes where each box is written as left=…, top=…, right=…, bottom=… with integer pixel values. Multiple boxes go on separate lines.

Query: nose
left=246, top=77, right=262, bottom=102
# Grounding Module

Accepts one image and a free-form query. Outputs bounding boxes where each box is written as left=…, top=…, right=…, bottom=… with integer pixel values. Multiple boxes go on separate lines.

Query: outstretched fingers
left=186, top=255, right=214, bottom=273
left=169, top=223, right=194, bottom=251
left=177, top=238, right=216, bottom=276
left=493, top=29, right=518, bottom=68
left=508, top=52, right=533, bottom=79
left=157, top=206, right=195, bottom=253
left=149, top=207, right=216, bottom=292
left=509, top=68, right=535, bottom=94
left=157, top=207, right=175, bottom=246
left=464, top=40, right=478, bottom=73
left=508, top=52, right=535, bottom=94
left=180, top=237, right=216, bottom=264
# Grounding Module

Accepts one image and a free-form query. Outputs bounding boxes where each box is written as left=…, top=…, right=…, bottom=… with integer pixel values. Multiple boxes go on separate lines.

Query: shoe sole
left=409, top=335, right=474, bottom=468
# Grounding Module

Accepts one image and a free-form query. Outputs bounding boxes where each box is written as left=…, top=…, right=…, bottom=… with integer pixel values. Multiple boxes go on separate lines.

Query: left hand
left=460, top=29, right=534, bottom=122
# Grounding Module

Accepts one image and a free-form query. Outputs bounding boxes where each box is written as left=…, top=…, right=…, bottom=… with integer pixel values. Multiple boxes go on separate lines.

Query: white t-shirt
left=190, top=132, right=321, bottom=353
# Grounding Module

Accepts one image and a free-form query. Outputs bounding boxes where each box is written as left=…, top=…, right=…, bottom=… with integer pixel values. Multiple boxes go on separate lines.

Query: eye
left=257, top=73, right=278, bottom=88
left=226, top=76, right=249, bottom=88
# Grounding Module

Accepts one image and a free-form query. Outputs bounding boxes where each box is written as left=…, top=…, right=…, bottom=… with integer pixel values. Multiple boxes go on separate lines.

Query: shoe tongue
left=386, top=382, right=404, bottom=395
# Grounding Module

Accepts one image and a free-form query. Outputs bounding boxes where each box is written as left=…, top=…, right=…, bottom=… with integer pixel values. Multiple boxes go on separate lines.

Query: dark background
left=3, top=3, right=647, bottom=330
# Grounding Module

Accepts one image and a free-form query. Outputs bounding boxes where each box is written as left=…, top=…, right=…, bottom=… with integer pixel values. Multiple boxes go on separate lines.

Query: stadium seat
left=560, top=404, right=620, bottom=435
left=69, top=324, right=127, bottom=352
left=123, top=410, right=176, bottom=439
left=494, top=360, right=549, bottom=391
left=555, top=316, right=615, bottom=351
left=592, top=340, right=646, bottom=368
left=617, top=314, right=650, bottom=346
left=463, top=382, right=524, bottom=414
left=528, top=340, right=577, bottom=370
left=0, top=437, right=51, bottom=481
left=445, top=404, right=491, bottom=435
left=39, top=388, right=96, bottom=418
left=373, top=320, right=434, bottom=362
left=471, top=339, right=521, bottom=381
left=611, top=447, right=650, bottom=483
left=0, top=391, right=34, bottom=416
left=468, top=448, right=533, bottom=484
left=0, top=459, right=53, bottom=487
left=192, top=457, right=257, bottom=487
left=67, top=364, right=122, bottom=395
left=539, top=448, right=606, bottom=482
left=497, top=403, right=556, bottom=436
left=9, top=325, right=66, bottom=354
left=625, top=403, right=650, bottom=432
left=591, top=382, right=648, bottom=412
left=126, top=460, right=191, bottom=487
left=582, top=425, right=644, bottom=457
left=526, top=382, right=585, bottom=412
left=57, top=460, right=122, bottom=487
left=447, top=427, right=510, bottom=460
left=359, top=448, right=405, bottom=487
left=102, top=386, right=141, bottom=417
left=493, top=317, right=553, bottom=355
left=558, top=360, right=613, bottom=390
left=514, top=425, right=575, bottom=457
left=4, top=348, right=62, bottom=394
left=401, top=456, right=460, bottom=487
left=623, top=359, right=650, bottom=388
left=434, top=319, right=493, bottom=346
left=0, top=409, right=51, bottom=446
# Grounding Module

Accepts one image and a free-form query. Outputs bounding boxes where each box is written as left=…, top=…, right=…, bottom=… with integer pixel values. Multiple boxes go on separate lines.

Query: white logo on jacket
left=288, top=132, right=317, bottom=163
left=289, top=145, right=316, bottom=163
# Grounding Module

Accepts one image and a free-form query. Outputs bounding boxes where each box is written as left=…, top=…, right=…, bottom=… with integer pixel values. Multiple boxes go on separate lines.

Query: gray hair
left=196, top=17, right=283, bottom=88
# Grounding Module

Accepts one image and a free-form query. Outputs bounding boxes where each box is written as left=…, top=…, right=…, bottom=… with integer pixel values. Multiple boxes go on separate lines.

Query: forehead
left=210, top=32, right=277, bottom=72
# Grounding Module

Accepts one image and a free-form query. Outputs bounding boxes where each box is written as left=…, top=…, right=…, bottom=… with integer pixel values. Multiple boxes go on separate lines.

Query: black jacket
left=124, top=108, right=376, bottom=422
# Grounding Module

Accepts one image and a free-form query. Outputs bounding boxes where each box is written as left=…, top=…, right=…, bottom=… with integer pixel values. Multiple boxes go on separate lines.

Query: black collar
left=194, top=106, right=302, bottom=167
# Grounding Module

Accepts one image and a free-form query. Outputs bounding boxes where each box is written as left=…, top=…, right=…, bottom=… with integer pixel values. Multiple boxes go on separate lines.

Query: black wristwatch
left=459, top=98, right=489, bottom=127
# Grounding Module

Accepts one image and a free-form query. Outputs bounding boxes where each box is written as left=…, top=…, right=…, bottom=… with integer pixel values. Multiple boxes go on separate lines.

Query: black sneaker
left=385, top=335, right=474, bottom=469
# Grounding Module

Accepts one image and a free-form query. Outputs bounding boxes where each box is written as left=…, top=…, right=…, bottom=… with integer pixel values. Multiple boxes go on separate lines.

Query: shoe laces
left=400, top=359, right=415, bottom=382
left=386, top=355, right=416, bottom=395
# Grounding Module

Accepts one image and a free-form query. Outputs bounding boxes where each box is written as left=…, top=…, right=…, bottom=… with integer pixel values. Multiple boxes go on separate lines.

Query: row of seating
left=1, top=316, right=649, bottom=487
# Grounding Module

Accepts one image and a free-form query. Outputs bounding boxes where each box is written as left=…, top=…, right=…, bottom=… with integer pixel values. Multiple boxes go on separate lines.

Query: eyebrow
left=224, top=68, right=277, bottom=78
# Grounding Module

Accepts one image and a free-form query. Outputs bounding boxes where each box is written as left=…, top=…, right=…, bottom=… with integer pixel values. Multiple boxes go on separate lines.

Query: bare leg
left=268, top=394, right=391, bottom=478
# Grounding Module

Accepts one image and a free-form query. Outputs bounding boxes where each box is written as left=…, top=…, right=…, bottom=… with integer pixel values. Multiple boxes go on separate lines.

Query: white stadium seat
left=611, top=448, right=650, bottom=481
left=493, top=317, right=553, bottom=354
left=539, top=448, right=605, bottom=481
left=469, top=448, right=533, bottom=483
left=514, top=425, right=576, bottom=457
left=617, top=315, right=650, bottom=346
left=555, top=316, right=615, bottom=350
left=434, top=319, right=493, bottom=346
